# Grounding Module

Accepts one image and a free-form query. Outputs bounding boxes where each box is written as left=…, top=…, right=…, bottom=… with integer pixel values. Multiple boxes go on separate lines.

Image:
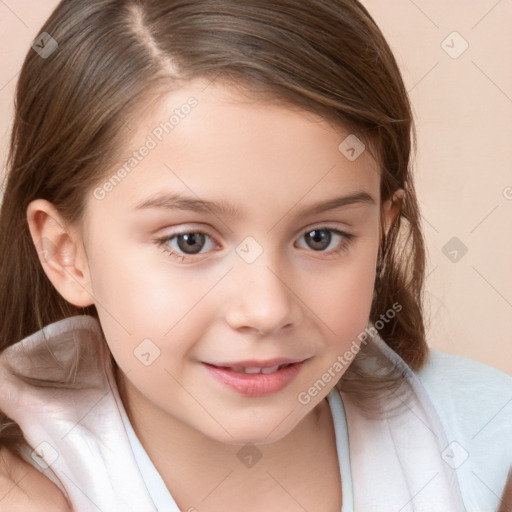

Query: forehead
left=88, top=79, right=381, bottom=217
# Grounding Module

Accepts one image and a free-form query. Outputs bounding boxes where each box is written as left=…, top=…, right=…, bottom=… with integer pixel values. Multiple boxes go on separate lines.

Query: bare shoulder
left=0, top=445, right=72, bottom=512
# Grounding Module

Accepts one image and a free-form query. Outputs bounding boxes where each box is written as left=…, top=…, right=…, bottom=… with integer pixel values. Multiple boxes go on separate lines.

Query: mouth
left=202, top=358, right=308, bottom=396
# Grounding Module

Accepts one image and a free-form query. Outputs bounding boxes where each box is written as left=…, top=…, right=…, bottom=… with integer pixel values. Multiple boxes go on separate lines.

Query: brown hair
left=0, top=0, right=427, bottom=451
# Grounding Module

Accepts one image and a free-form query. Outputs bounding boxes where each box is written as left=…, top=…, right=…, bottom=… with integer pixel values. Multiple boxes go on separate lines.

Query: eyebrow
left=132, top=190, right=376, bottom=217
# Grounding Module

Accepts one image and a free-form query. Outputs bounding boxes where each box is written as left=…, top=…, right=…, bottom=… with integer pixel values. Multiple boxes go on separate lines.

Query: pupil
left=306, top=229, right=331, bottom=251
left=177, top=233, right=205, bottom=254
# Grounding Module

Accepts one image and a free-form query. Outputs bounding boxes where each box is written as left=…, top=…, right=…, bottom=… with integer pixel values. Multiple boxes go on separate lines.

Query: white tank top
left=0, top=315, right=510, bottom=511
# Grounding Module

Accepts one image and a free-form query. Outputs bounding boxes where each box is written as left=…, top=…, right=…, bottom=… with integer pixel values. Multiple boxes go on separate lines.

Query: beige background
left=0, top=1, right=511, bottom=373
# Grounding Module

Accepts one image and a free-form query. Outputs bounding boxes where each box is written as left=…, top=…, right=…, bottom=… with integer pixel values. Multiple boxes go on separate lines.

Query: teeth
left=261, top=365, right=280, bottom=374
left=244, top=367, right=263, bottom=374
left=225, top=364, right=285, bottom=374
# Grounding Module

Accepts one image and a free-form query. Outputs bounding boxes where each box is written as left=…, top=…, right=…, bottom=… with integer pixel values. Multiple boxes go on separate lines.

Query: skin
left=25, top=79, right=403, bottom=511
left=0, top=446, right=71, bottom=511
left=500, top=472, right=512, bottom=512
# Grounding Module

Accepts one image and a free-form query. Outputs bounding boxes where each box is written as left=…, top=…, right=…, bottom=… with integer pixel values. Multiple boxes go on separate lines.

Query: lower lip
left=202, top=361, right=305, bottom=397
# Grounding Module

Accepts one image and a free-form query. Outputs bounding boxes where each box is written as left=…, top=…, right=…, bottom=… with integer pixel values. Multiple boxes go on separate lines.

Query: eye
left=155, top=230, right=218, bottom=263
left=295, top=226, right=355, bottom=256
left=155, top=225, right=356, bottom=264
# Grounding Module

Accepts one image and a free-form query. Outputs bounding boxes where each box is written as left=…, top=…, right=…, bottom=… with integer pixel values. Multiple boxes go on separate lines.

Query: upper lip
left=204, top=357, right=307, bottom=368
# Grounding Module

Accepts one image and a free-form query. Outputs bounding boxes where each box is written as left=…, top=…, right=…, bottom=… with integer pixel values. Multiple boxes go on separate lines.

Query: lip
left=202, top=359, right=307, bottom=397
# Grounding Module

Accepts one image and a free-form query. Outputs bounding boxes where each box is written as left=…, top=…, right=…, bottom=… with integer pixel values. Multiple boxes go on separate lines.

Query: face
left=74, top=79, right=393, bottom=445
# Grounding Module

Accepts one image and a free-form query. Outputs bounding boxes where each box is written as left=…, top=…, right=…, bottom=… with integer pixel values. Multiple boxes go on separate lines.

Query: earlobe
left=26, top=199, right=94, bottom=308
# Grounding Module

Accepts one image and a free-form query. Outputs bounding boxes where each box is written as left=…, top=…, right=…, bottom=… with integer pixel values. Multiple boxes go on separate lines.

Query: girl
left=0, top=0, right=510, bottom=511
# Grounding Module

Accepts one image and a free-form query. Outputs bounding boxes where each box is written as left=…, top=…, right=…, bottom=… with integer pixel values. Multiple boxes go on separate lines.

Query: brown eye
left=156, top=230, right=218, bottom=263
left=295, top=226, right=356, bottom=257
left=176, top=233, right=207, bottom=254
left=304, top=229, right=331, bottom=251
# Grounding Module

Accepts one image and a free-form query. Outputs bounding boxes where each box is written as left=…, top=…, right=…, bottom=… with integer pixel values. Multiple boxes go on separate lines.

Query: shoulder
left=415, top=348, right=512, bottom=443
left=417, top=348, right=512, bottom=411
left=415, top=349, right=512, bottom=510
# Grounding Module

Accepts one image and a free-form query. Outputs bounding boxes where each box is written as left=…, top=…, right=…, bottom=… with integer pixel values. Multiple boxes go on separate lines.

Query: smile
left=202, top=360, right=307, bottom=396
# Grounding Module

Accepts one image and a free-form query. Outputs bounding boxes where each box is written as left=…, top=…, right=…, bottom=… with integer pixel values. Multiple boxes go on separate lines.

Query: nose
left=223, top=254, right=303, bottom=336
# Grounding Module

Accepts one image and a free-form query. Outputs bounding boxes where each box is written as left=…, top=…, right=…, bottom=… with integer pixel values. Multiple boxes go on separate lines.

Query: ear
left=380, top=188, right=404, bottom=240
left=26, top=199, right=94, bottom=308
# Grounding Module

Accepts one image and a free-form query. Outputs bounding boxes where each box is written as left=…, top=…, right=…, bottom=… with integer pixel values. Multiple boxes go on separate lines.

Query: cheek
left=85, top=230, right=195, bottom=326
left=314, top=238, right=378, bottom=347
left=85, top=238, right=218, bottom=370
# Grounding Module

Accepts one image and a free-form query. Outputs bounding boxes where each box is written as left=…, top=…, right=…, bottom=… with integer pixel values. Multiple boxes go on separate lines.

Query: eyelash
left=155, top=225, right=356, bottom=264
